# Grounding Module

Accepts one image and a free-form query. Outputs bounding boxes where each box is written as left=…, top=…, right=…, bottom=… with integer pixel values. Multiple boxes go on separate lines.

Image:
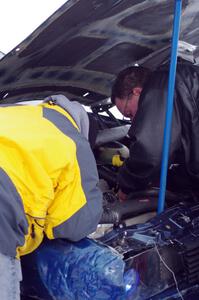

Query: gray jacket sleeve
left=53, top=136, right=103, bottom=241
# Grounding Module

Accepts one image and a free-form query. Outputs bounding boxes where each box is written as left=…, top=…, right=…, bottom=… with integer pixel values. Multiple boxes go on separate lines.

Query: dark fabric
left=118, top=63, right=199, bottom=194
left=88, top=113, right=100, bottom=149
left=0, top=168, right=28, bottom=257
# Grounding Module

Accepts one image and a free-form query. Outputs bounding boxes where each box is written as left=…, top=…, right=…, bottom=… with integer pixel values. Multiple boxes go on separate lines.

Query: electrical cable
left=153, top=242, right=185, bottom=300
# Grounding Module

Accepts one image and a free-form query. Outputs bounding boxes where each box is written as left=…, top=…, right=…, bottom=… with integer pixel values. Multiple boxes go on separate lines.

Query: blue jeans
left=0, top=252, right=22, bottom=300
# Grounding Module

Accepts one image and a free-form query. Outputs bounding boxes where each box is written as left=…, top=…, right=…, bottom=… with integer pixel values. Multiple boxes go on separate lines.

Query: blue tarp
left=21, top=238, right=131, bottom=300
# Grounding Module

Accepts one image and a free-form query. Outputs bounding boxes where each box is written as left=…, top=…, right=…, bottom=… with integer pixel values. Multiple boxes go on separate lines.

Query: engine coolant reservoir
left=97, top=141, right=129, bottom=166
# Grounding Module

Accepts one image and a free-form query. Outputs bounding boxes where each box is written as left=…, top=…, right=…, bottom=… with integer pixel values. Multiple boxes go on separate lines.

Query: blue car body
left=0, top=1, right=199, bottom=299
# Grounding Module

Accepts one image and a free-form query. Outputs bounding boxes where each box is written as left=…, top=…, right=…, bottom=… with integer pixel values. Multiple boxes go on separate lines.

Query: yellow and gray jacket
left=0, top=96, right=102, bottom=258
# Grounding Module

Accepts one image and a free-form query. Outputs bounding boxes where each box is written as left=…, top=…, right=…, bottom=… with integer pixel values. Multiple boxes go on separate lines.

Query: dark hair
left=111, top=66, right=151, bottom=104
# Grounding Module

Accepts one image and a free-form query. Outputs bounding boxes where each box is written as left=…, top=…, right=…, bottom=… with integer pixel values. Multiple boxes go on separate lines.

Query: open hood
left=0, top=0, right=198, bottom=105
left=0, top=52, right=4, bottom=60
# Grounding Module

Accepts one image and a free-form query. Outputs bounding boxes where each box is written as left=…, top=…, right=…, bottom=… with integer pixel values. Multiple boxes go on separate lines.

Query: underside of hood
left=0, top=0, right=198, bottom=105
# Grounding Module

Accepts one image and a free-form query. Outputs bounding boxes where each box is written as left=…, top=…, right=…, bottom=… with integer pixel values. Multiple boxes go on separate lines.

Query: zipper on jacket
left=31, top=224, right=35, bottom=238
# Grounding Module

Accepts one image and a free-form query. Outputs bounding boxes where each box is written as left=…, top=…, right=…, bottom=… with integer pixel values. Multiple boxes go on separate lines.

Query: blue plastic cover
left=21, top=238, right=139, bottom=300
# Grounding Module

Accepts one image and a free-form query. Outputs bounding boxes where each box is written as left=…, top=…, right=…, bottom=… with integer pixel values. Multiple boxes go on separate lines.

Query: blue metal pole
left=157, top=0, right=182, bottom=214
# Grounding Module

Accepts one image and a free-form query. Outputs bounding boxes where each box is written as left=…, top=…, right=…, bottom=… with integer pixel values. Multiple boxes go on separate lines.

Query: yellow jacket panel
left=0, top=103, right=102, bottom=257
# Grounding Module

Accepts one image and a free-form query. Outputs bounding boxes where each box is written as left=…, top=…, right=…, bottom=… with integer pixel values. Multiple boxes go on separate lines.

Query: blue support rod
left=157, top=0, right=182, bottom=214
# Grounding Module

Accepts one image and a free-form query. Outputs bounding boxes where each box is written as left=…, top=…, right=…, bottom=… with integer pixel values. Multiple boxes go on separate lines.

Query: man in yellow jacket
left=0, top=94, right=103, bottom=300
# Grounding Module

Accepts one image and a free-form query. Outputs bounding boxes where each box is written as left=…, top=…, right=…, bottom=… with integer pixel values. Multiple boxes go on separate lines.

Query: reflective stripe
left=0, top=168, right=28, bottom=257
left=43, top=107, right=102, bottom=241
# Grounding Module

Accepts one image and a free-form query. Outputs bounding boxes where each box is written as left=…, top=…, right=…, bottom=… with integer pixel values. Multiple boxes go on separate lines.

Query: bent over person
left=111, top=63, right=199, bottom=201
left=0, top=94, right=103, bottom=299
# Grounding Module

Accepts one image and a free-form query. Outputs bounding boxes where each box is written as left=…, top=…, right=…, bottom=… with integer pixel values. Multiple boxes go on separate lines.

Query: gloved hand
left=99, top=207, right=120, bottom=224
left=99, top=192, right=120, bottom=224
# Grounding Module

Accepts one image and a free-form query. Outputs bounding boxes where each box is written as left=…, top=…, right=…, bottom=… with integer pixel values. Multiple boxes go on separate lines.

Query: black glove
left=99, top=192, right=120, bottom=224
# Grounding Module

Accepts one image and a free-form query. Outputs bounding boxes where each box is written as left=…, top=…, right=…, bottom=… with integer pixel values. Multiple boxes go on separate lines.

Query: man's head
left=111, top=66, right=150, bottom=120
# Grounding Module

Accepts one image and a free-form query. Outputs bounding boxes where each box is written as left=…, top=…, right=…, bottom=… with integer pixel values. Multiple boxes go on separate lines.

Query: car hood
left=0, top=0, right=198, bottom=105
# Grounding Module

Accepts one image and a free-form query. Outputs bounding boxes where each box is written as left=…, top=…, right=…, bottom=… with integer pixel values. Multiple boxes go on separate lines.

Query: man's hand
left=117, top=189, right=127, bottom=202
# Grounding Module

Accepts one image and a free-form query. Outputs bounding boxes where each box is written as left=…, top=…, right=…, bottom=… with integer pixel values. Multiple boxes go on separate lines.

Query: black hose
left=100, top=188, right=193, bottom=225
left=98, top=166, right=117, bottom=185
